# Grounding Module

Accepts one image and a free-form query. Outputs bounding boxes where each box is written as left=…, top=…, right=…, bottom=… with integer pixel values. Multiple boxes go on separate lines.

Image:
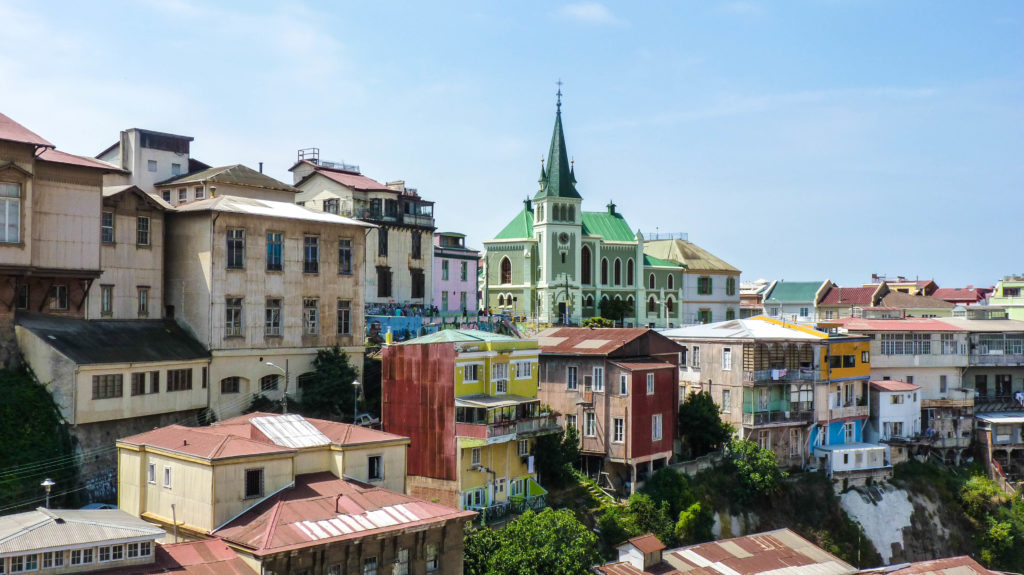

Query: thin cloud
left=558, top=2, right=623, bottom=25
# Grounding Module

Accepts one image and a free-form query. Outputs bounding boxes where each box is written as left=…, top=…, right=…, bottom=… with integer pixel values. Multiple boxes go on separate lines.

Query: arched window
left=586, top=295, right=595, bottom=307
left=221, top=376, right=241, bottom=394
left=500, top=257, right=512, bottom=284
left=567, top=206, right=575, bottom=222
left=537, top=204, right=544, bottom=222
left=260, top=374, right=280, bottom=392
left=614, top=259, right=622, bottom=285
left=666, top=297, right=674, bottom=314
left=627, top=259, right=634, bottom=286
left=498, top=294, right=505, bottom=306
left=648, top=273, right=656, bottom=290
left=648, top=297, right=656, bottom=313
left=581, top=245, right=592, bottom=285
left=668, top=274, right=674, bottom=290
left=626, top=296, right=635, bottom=313
left=556, top=205, right=563, bottom=221
left=601, top=258, right=609, bottom=285
left=561, top=252, right=566, bottom=264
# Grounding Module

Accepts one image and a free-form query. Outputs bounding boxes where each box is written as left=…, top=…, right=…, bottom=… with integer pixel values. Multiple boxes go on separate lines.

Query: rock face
left=841, top=485, right=914, bottom=564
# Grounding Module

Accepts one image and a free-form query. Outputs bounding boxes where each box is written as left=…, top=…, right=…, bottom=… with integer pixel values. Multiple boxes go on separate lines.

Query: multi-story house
left=933, top=286, right=991, bottom=307
left=866, top=380, right=922, bottom=463
left=643, top=237, right=741, bottom=325
left=739, top=278, right=770, bottom=318
left=837, top=316, right=972, bottom=463
left=0, top=508, right=164, bottom=575
left=817, top=281, right=955, bottom=321
left=164, top=194, right=373, bottom=419
left=535, top=327, right=683, bottom=493
left=761, top=280, right=829, bottom=324
left=989, top=276, right=1024, bottom=321
left=433, top=232, right=479, bottom=317
left=664, top=317, right=886, bottom=482
left=116, top=413, right=474, bottom=575
left=381, top=329, right=560, bottom=519
left=155, top=164, right=300, bottom=207
left=290, top=152, right=435, bottom=310
left=96, top=128, right=208, bottom=195
left=937, top=313, right=1024, bottom=413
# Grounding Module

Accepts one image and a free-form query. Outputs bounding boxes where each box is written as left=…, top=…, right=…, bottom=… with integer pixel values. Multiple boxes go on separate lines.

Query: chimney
left=259, top=162, right=263, bottom=173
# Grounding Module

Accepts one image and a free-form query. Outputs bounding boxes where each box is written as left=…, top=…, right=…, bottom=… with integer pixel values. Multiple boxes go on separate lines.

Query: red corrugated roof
left=38, top=149, right=121, bottom=171
left=932, top=288, right=983, bottom=303
left=870, top=380, right=920, bottom=392
left=886, top=556, right=995, bottom=575
left=94, top=539, right=257, bottom=575
left=537, top=327, right=652, bottom=355
left=836, top=317, right=963, bottom=332
left=214, top=472, right=475, bottom=555
left=612, top=360, right=675, bottom=371
left=215, top=412, right=407, bottom=447
left=0, top=112, right=53, bottom=147
left=628, top=534, right=666, bottom=554
left=819, top=286, right=875, bottom=306
left=297, top=161, right=392, bottom=192
left=118, top=425, right=295, bottom=460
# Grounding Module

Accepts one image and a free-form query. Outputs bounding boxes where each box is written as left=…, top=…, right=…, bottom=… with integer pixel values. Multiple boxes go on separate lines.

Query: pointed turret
left=535, top=98, right=582, bottom=200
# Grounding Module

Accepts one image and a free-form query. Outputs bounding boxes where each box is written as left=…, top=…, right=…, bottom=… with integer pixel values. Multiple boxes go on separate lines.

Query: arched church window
left=498, top=294, right=505, bottom=306
left=627, top=259, right=634, bottom=285
left=581, top=246, right=592, bottom=285
left=648, top=273, right=656, bottom=290
left=666, top=297, right=674, bottom=314
left=648, top=297, right=656, bottom=313
left=626, top=296, right=635, bottom=313
left=601, top=258, right=609, bottom=285
left=500, top=257, right=512, bottom=284
left=567, top=206, right=574, bottom=222
left=668, top=274, right=674, bottom=290
left=614, top=259, right=622, bottom=285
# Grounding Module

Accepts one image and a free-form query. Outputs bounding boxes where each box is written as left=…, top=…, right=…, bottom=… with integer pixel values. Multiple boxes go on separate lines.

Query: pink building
left=432, top=232, right=479, bottom=316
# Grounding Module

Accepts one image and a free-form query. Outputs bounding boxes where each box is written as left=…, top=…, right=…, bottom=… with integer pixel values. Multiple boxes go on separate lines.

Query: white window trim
left=566, top=366, right=578, bottom=390
left=652, top=413, right=663, bottom=441
left=163, top=466, right=172, bottom=488
left=619, top=373, right=628, bottom=396
left=592, top=367, right=605, bottom=392
left=646, top=373, right=655, bottom=395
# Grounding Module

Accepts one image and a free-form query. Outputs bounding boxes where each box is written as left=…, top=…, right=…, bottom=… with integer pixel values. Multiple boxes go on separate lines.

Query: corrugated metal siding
left=383, top=343, right=457, bottom=481
left=629, top=366, right=679, bottom=459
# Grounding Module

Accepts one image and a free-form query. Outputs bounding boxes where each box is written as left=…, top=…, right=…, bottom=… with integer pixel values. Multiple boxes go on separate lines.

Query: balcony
left=742, top=407, right=813, bottom=426
left=744, top=368, right=818, bottom=384
left=402, top=213, right=435, bottom=228
left=970, top=352, right=1024, bottom=366
left=456, top=415, right=559, bottom=442
left=830, top=403, right=870, bottom=419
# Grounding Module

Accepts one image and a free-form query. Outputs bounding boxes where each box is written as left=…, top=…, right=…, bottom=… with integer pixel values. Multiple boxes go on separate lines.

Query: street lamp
left=264, top=360, right=290, bottom=414
left=352, top=380, right=361, bottom=423
left=40, top=478, right=55, bottom=509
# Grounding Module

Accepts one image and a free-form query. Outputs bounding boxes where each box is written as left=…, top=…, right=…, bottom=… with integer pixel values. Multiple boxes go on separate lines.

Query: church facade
left=481, top=102, right=689, bottom=328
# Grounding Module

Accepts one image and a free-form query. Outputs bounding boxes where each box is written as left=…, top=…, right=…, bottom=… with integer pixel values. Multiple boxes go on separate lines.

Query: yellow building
left=382, top=330, right=560, bottom=519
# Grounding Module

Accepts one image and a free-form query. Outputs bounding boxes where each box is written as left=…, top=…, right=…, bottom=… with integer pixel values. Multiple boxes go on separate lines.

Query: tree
left=728, top=439, right=786, bottom=501
left=599, top=299, right=631, bottom=322
left=534, top=425, right=581, bottom=487
left=678, top=392, right=734, bottom=457
left=464, top=508, right=601, bottom=575
left=675, top=501, right=714, bottom=544
left=623, top=493, right=676, bottom=546
left=640, top=468, right=715, bottom=545
left=581, top=317, right=614, bottom=328
left=294, top=347, right=359, bottom=421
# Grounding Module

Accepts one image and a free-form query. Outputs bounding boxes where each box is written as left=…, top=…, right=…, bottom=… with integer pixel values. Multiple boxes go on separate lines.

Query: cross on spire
left=556, top=79, right=563, bottom=112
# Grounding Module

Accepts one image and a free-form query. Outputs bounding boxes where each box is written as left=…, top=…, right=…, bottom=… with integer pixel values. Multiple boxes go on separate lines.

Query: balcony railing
left=474, top=493, right=548, bottom=525
left=402, top=213, right=436, bottom=228
left=970, top=353, right=1024, bottom=366
left=830, top=404, right=870, bottom=419
left=744, top=368, right=818, bottom=383
left=742, top=409, right=813, bottom=426
left=456, top=415, right=559, bottom=440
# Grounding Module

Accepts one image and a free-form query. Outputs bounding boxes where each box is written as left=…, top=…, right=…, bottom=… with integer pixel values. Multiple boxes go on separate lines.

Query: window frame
left=303, top=235, right=320, bottom=273
left=619, top=373, right=628, bottom=395
left=226, top=229, right=246, bottom=270
left=652, top=413, right=663, bottom=441
left=266, top=232, right=283, bottom=271
left=244, top=468, right=265, bottom=499
left=303, top=298, right=319, bottom=335
left=646, top=373, right=655, bottom=395
left=337, top=239, right=352, bottom=275
left=136, top=216, right=151, bottom=246
left=613, top=417, right=625, bottom=443
left=101, top=211, right=115, bottom=244
left=566, top=366, right=578, bottom=390
left=225, top=297, right=244, bottom=337
left=0, top=181, right=22, bottom=244
left=336, top=300, right=351, bottom=335
left=584, top=411, right=596, bottom=437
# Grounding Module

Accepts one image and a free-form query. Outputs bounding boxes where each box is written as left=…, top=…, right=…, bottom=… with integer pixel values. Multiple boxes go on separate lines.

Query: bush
left=678, top=392, right=734, bottom=458
left=465, top=509, right=600, bottom=575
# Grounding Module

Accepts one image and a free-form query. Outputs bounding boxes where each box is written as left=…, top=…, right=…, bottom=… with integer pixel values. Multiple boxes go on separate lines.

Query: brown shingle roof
left=878, top=291, right=955, bottom=309
left=628, top=533, right=666, bottom=554
left=38, top=149, right=122, bottom=171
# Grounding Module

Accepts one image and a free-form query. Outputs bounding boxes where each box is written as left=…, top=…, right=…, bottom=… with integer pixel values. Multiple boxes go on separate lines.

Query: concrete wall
left=867, top=389, right=921, bottom=442
left=432, top=250, right=478, bottom=315
left=681, top=271, right=740, bottom=325
left=211, top=456, right=295, bottom=528
left=341, top=443, right=407, bottom=495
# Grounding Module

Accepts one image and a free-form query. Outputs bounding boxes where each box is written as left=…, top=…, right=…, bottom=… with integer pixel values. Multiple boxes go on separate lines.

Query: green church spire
left=535, top=83, right=582, bottom=200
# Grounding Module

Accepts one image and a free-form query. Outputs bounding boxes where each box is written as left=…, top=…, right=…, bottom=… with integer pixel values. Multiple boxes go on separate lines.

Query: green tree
left=534, top=425, right=581, bottom=487
left=599, top=299, right=631, bottom=322
left=294, top=347, right=359, bottom=421
left=465, top=508, right=601, bottom=575
left=675, top=501, right=714, bottom=544
left=678, top=392, right=734, bottom=457
left=728, top=439, right=786, bottom=501
left=581, top=317, right=614, bottom=328
left=641, top=467, right=695, bottom=518
left=623, top=493, right=676, bottom=546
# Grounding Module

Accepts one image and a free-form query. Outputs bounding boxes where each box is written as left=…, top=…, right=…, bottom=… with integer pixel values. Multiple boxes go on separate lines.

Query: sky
left=1, top=0, right=1021, bottom=287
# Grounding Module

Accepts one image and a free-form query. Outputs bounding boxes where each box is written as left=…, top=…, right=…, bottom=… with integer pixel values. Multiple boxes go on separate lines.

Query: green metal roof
left=399, top=329, right=522, bottom=345
left=581, top=211, right=635, bottom=242
left=764, top=281, right=825, bottom=303
left=534, top=108, right=581, bottom=200
left=494, top=207, right=534, bottom=240
left=643, top=254, right=685, bottom=268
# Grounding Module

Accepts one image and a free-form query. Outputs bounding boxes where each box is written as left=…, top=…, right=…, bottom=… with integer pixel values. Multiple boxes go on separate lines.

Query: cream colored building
left=116, top=413, right=409, bottom=537
left=644, top=237, right=742, bottom=325
left=290, top=155, right=435, bottom=308
left=155, top=164, right=299, bottom=207
left=164, top=195, right=374, bottom=419
left=97, top=128, right=199, bottom=195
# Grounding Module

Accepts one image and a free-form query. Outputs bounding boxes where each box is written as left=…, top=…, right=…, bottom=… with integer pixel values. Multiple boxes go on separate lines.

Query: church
left=482, top=97, right=695, bottom=328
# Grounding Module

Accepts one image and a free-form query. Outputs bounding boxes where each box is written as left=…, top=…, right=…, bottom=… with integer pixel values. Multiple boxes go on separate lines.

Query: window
left=441, top=291, right=449, bottom=311
left=42, top=551, right=63, bottom=569
left=162, top=190, right=171, bottom=202
left=601, top=258, right=609, bottom=285
left=614, top=259, right=622, bottom=285
left=619, top=373, right=629, bottom=395
left=410, top=269, right=425, bottom=299
left=698, top=309, right=712, bottom=324
left=376, top=266, right=392, bottom=298
left=332, top=300, right=351, bottom=335
left=647, top=373, right=655, bottom=395
left=692, top=346, right=701, bottom=368
left=426, top=544, right=439, bottom=572
left=194, top=186, right=205, bottom=199
left=131, top=373, right=147, bottom=396
left=0, top=182, right=21, bottom=243
left=470, top=447, right=481, bottom=466
left=363, top=557, right=378, bottom=575
left=10, top=555, right=36, bottom=572
left=92, top=374, right=123, bottom=399
left=666, top=298, right=674, bottom=314
left=843, top=355, right=856, bottom=368
left=225, top=297, right=243, bottom=337
left=147, top=160, right=157, bottom=172
left=137, top=287, right=149, bottom=316
left=721, top=389, right=731, bottom=413
left=593, top=367, right=605, bottom=392
left=649, top=273, right=656, bottom=290
left=500, top=257, right=512, bottom=284
left=163, top=466, right=172, bottom=488
left=266, top=232, right=283, bottom=271
left=566, top=366, right=578, bottom=390
left=584, top=411, right=596, bottom=436
left=566, top=414, right=577, bottom=430
left=101, top=211, right=114, bottom=243
left=244, top=468, right=264, bottom=498
left=652, top=413, right=663, bottom=441
left=15, top=284, right=28, bottom=310
left=149, top=370, right=159, bottom=393
left=377, top=228, right=388, bottom=257
left=303, top=298, right=319, bottom=335
left=442, top=259, right=450, bottom=281
left=890, top=394, right=904, bottom=404
left=99, top=547, right=111, bottom=562
left=70, top=550, right=93, bottom=566
left=221, top=377, right=240, bottom=394
left=411, top=231, right=421, bottom=259
left=647, top=297, right=656, bottom=313
left=668, top=274, right=674, bottom=290
left=862, top=351, right=870, bottom=363
left=167, top=369, right=192, bottom=391
left=303, top=236, right=319, bottom=273
left=49, top=285, right=68, bottom=310
left=324, top=198, right=339, bottom=214
left=461, top=261, right=468, bottom=281
left=514, top=360, right=532, bottom=379
left=627, top=259, right=635, bottom=285
left=111, top=546, right=123, bottom=561
left=394, top=549, right=409, bottom=575
left=100, top=285, right=113, bottom=315
left=338, top=239, right=352, bottom=274
left=941, top=334, right=957, bottom=355
left=758, top=430, right=769, bottom=450
left=940, top=375, right=948, bottom=393
left=265, top=299, right=282, bottom=336
left=844, top=422, right=855, bottom=443
left=147, top=462, right=155, bottom=483
left=698, top=276, right=712, bottom=295
left=463, top=364, right=479, bottom=382
left=517, top=439, right=530, bottom=456
left=726, top=308, right=736, bottom=320
left=136, top=216, right=150, bottom=246
left=255, top=375, right=278, bottom=393
left=177, top=188, right=187, bottom=203
left=799, top=307, right=809, bottom=317
left=722, top=347, right=732, bottom=371
left=726, top=277, right=736, bottom=296
left=613, top=418, right=625, bottom=443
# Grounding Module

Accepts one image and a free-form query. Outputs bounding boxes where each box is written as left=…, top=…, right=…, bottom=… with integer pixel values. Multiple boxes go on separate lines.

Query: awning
left=455, top=394, right=539, bottom=409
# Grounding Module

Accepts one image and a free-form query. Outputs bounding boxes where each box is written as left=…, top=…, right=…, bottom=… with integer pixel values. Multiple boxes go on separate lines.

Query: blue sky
left=1, top=1, right=1021, bottom=287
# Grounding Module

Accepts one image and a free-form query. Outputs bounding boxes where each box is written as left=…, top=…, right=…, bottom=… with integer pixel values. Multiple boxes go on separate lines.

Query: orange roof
left=627, top=534, right=666, bottom=554
left=870, top=380, right=920, bottom=392
left=0, top=112, right=53, bottom=147
left=293, top=160, right=392, bottom=192
left=214, top=472, right=475, bottom=556
left=94, top=539, right=256, bottom=575
left=118, top=425, right=295, bottom=461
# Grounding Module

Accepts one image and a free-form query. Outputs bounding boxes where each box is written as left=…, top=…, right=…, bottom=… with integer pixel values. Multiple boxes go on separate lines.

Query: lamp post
left=264, top=360, right=289, bottom=414
left=40, top=478, right=54, bottom=509
left=352, top=380, right=361, bottom=423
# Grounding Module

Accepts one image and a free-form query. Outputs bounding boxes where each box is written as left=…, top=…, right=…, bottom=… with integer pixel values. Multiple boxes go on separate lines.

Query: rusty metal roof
left=881, top=556, right=995, bottom=575
left=0, top=112, right=53, bottom=147
left=536, top=327, right=652, bottom=355
left=93, top=539, right=257, bottom=575
left=0, top=508, right=163, bottom=555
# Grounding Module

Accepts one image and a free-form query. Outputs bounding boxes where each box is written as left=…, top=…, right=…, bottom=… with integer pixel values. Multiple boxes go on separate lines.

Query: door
left=558, top=302, right=566, bottom=322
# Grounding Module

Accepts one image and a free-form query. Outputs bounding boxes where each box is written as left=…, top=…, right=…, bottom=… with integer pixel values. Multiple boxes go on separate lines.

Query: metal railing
left=456, top=415, right=559, bottom=440
left=475, top=494, right=547, bottom=525
left=742, top=409, right=813, bottom=426
left=970, top=353, right=1024, bottom=366
left=745, top=368, right=818, bottom=383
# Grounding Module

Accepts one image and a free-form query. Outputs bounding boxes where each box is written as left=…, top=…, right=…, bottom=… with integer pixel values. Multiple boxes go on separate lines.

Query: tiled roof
left=763, top=281, right=825, bottom=304
left=582, top=211, right=635, bottom=242
left=870, top=380, right=920, bottom=392
left=932, top=288, right=984, bottom=303
left=38, top=149, right=122, bottom=171
left=835, top=317, right=963, bottom=333
left=627, top=533, right=666, bottom=554
left=214, top=472, right=475, bottom=556
left=172, top=195, right=376, bottom=228
left=292, top=161, right=393, bottom=192
left=596, top=528, right=856, bottom=575
left=0, top=508, right=163, bottom=555
left=399, top=328, right=524, bottom=345
left=877, top=291, right=955, bottom=309
left=16, top=314, right=210, bottom=365
left=536, top=327, right=652, bottom=355
left=493, top=207, right=534, bottom=240
left=883, top=556, right=995, bottom=575
left=818, top=286, right=876, bottom=306
left=118, top=425, right=296, bottom=461
left=0, top=112, right=53, bottom=147
left=644, top=239, right=740, bottom=273
left=158, top=164, right=298, bottom=193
